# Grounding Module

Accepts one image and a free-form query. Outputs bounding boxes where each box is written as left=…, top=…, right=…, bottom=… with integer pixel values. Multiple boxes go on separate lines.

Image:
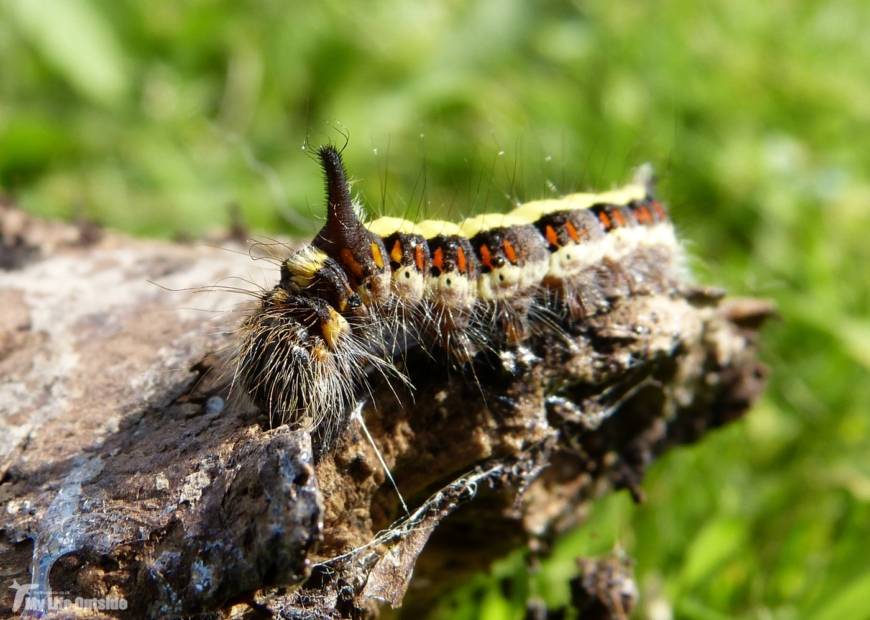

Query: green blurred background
left=3, top=0, right=870, bottom=618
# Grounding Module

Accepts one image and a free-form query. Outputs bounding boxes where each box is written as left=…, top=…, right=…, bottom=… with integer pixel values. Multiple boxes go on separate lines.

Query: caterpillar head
left=233, top=282, right=396, bottom=443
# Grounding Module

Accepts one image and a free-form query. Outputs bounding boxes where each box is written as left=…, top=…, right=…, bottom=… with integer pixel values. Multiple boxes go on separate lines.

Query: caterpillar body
left=233, top=146, right=683, bottom=439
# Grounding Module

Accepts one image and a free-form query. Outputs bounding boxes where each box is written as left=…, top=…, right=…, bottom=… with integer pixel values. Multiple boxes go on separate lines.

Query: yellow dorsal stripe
left=367, top=216, right=423, bottom=238
left=509, top=184, right=647, bottom=221
left=417, top=219, right=464, bottom=239
left=368, top=183, right=647, bottom=241
left=458, top=213, right=527, bottom=238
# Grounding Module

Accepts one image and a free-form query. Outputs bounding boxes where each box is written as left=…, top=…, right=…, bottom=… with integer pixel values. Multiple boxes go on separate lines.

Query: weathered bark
left=0, top=201, right=771, bottom=619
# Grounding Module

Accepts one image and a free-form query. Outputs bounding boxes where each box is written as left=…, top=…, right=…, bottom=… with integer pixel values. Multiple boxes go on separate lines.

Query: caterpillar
left=232, top=145, right=683, bottom=441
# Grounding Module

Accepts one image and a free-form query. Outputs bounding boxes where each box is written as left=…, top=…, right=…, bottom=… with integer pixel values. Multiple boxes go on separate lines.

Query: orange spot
left=340, top=248, right=364, bottom=277
left=635, top=206, right=652, bottom=224
left=503, top=239, right=517, bottom=264
left=651, top=200, right=666, bottom=220
left=390, top=240, right=403, bottom=265
left=479, top=244, right=493, bottom=269
left=610, top=209, right=626, bottom=227
left=565, top=221, right=580, bottom=243
left=414, top=244, right=425, bottom=271
left=636, top=209, right=645, bottom=224
left=456, top=246, right=467, bottom=273
left=545, top=225, right=559, bottom=247
left=598, top=211, right=612, bottom=230
left=371, top=242, right=385, bottom=269
left=432, top=247, right=444, bottom=272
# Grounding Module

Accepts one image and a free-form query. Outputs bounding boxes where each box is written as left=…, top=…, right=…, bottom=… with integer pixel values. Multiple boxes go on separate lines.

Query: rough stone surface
left=0, top=202, right=771, bottom=619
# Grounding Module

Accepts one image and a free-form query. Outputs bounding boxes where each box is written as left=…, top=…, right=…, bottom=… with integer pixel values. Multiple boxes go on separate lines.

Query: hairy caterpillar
left=232, top=146, right=683, bottom=441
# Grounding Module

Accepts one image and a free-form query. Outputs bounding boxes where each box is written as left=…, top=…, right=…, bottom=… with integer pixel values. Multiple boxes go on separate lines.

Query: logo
left=8, top=580, right=128, bottom=613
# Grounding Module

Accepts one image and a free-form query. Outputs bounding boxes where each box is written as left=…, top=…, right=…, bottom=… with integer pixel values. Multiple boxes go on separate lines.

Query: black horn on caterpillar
left=313, top=145, right=392, bottom=305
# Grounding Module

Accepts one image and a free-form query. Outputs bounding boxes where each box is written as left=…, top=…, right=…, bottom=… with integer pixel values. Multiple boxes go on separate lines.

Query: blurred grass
left=2, top=0, right=870, bottom=618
